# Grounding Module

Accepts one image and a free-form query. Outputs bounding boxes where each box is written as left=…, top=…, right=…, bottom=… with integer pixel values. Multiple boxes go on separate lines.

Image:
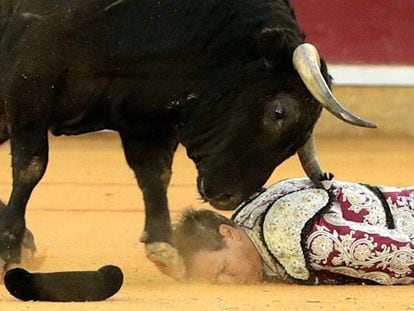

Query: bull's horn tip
left=340, top=113, right=377, bottom=129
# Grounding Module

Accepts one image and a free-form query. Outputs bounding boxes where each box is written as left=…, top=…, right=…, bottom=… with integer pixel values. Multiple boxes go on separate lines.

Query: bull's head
left=178, top=30, right=376, bottom=211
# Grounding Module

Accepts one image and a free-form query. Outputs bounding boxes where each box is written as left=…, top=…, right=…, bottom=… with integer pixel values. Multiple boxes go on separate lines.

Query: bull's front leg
left=0, top=124, right=48, bottom=271
left=119, top=133, right=184, bottom=279
left=0, top=70, right=53, bottom=272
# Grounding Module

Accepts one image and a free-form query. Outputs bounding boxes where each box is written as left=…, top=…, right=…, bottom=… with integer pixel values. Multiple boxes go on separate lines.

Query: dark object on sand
left=4, top=265, right=123, bottom=302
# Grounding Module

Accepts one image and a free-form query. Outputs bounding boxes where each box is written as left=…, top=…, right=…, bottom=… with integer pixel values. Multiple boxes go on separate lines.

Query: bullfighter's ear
left=257, top=27, right=304, bottom=69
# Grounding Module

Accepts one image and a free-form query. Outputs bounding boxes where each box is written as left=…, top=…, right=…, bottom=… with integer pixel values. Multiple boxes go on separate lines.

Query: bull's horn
left=298, top=135, right=324, bottom=187
left=293, top=43, right=377, bottom=128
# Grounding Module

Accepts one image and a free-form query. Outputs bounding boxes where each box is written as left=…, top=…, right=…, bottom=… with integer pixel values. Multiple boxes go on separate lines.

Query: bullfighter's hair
left=172, top=209, right=235, bottom=277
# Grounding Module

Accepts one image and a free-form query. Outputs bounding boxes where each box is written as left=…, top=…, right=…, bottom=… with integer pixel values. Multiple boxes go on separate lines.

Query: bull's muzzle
left=198, top=178, right=243, bottom=210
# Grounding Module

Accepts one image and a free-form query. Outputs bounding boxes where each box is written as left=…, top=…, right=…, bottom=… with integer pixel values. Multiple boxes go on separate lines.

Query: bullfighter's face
left=188, top=224, right=263, bottom=284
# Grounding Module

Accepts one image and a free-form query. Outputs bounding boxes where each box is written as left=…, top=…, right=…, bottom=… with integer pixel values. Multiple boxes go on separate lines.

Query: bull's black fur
left=0, top=87, right=7, bottom=143
left=0, top=0, right=324, bottom=266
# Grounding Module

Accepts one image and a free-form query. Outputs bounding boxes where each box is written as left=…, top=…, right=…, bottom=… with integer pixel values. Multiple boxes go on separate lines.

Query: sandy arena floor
left=1, top=132, right=414, bottom=310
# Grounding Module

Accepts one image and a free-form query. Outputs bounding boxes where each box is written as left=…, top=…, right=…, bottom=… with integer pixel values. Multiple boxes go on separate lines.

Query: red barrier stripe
left=292, top=0, right=414, bottom=64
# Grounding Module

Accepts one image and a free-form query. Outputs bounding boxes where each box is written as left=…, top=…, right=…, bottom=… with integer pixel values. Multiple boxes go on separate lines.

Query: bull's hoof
left=0, top=204, right=45, bottom=277
left=145, top=242, right=185, bottom=281
left=0, top=228, right=46, bottom=281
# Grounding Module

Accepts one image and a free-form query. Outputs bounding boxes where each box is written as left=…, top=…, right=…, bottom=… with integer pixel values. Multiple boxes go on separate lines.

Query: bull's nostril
left=197, top=179, right=241, bottom=210
left=215, top=194, right=233, bottom=202
left=210, top=193, right=239, bottom=210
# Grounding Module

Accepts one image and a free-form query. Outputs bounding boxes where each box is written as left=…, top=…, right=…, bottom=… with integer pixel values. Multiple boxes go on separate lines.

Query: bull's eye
left=274, top=107, right=285, bottom=119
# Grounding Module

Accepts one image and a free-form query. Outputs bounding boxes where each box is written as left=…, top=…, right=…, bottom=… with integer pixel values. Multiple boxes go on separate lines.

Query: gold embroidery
left=340, top=183, right=386, bottom=226
left=263, top=188, right=329, bottom=280
left=308, top=226, right=414, bottom=284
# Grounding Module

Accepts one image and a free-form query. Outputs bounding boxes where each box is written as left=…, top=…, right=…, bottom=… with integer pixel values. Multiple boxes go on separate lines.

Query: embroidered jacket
left=232, top=178, right=414, bottom=285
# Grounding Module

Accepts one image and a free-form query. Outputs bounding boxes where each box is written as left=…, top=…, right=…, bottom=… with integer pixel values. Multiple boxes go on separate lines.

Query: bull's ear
left=257, top=27, right=304, bottom=69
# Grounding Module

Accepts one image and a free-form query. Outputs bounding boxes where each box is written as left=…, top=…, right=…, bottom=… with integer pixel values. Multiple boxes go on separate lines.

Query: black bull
left=0, top=0, right=375, bottom=275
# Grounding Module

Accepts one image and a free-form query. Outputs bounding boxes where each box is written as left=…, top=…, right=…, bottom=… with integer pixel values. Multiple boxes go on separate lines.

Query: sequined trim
left=263, top=188, right=330, bottom=280
left=242, top=221, right=291, bottom=282
left=233, top=178, right=315, bottom=229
